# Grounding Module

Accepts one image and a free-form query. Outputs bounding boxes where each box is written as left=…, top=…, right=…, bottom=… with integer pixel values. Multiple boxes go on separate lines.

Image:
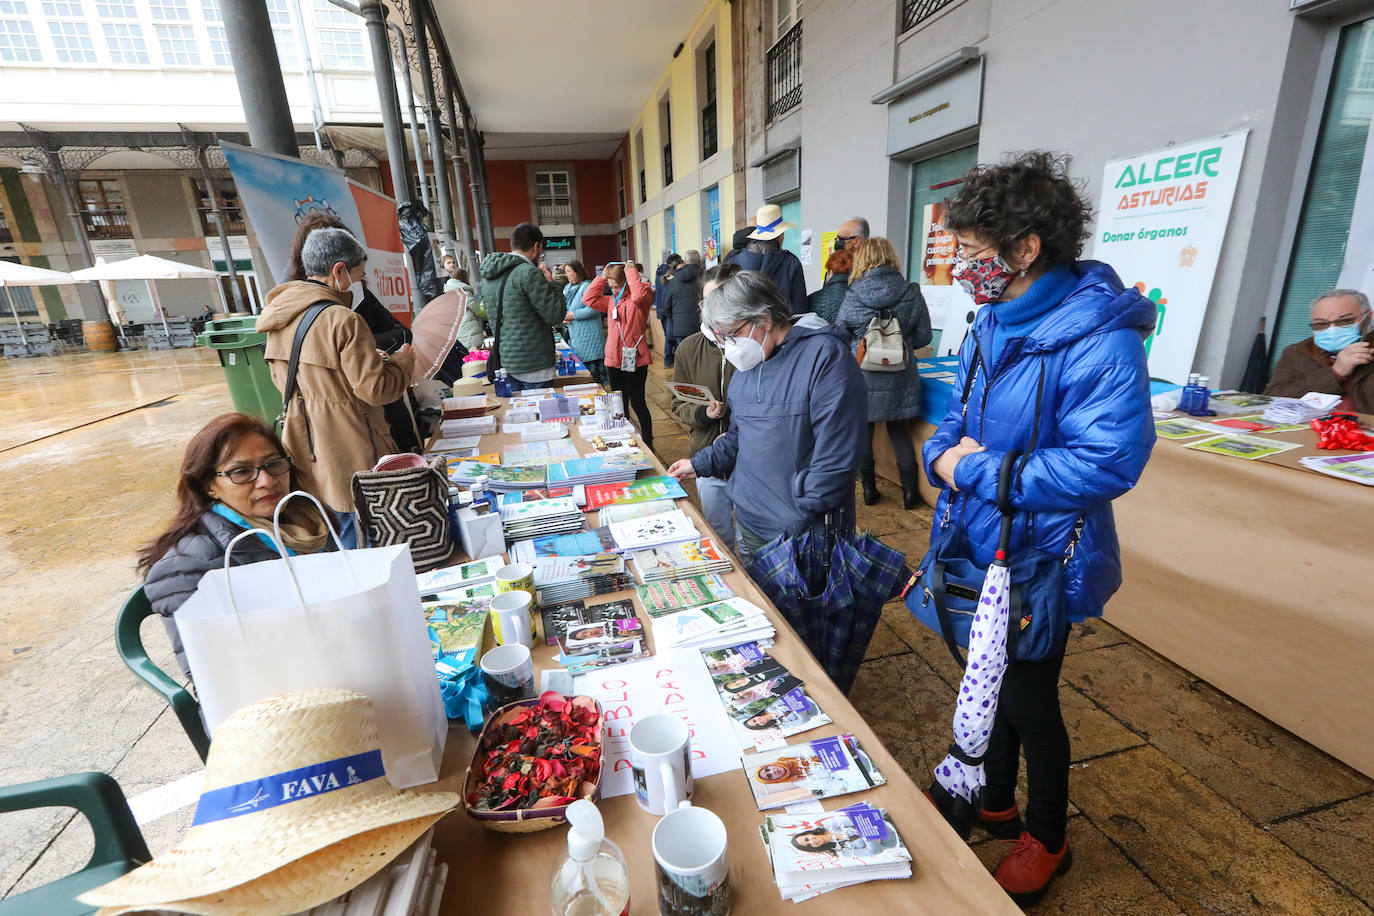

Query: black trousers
left=608, top=365, right=653, bottom=445
left=980, top=650, right=1070, bottom=852
left=859, top=420, right=917, bottom=473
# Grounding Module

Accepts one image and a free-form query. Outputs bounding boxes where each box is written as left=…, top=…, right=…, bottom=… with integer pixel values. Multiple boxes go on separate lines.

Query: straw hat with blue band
left=746, top=203, right=797, bottom=241
left=80, top=689, right=458, bottom=916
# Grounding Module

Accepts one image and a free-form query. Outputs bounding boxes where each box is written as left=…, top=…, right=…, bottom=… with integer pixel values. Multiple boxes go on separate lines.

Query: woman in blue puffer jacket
left=922, top=152, right=1156, bottom=903
left=560, top=259, right=606, bottom=386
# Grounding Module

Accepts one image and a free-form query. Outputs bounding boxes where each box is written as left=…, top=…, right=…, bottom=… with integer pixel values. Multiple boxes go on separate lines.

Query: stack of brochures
left=439, top=414, right=496, bottom=437
left=499, top=497, right=584, bottom=540
left=760, top=803, right=913, bottom=902
left=502, top=440, right=580, bottom=467
left=1262, top=392, right=1342, bottom=425
left=414, top=556, right=505, bottom=596
left=636, top=573, right=735, bottom=617
left=533, top=553, right=634, bottom=604
left=598, top=498, right=677, bottom=526
left=447, top=461, right=547, bottom=492
left=741, top=734, right=886, bottom=810
left=583, top=476, right=687, bottom=509
left=651, top=597, right=774, bottom=652
left=608, top=509, right=700, bottom=552
left=702, top=643, right=832, bottom=752
left=546, top=452, right=653, bottom=487
left=509, top=528, right=617, bottom=564
left=540, top=599, right=651, bottom=674
left=631, top=538, right=732, bottom=583
left=1299, top=452, right=1374, bottom=485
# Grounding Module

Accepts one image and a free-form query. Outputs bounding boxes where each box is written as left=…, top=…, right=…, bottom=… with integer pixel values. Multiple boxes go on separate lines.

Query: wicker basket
left=462, top=695, right=604, bottom=833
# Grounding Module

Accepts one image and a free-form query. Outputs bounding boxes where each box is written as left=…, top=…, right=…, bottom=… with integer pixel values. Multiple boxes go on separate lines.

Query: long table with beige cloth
left=878, top=360, right=1374, bottom=780
left=422, top=391, right=1019, bottom=914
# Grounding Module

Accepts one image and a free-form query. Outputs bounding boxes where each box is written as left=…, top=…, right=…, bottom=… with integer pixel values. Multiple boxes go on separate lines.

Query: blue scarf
left=988, top=264, right=1077, bottom=364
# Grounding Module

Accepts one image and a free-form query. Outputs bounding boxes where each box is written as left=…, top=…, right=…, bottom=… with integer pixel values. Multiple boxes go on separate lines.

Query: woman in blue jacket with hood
left=922, top=152, right=1156, bottom=902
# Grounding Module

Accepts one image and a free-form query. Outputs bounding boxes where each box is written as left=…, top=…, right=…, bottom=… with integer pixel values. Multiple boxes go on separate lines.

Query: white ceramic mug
left=479, top=642, right=535, bottom=711
left=652, top=801, right=731, bottom=916
left=629, top=714, right=694, bottom=816
left=488, top=590, right=534, bottom=648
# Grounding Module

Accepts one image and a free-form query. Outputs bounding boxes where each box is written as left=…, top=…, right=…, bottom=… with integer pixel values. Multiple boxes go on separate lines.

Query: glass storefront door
left=908, top=144, right=979, bottom=354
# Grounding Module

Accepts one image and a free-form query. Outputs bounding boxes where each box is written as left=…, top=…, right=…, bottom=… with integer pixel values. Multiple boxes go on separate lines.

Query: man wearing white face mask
left=1265, top=289, right=1374, bottom=412
left=257, top=227, right=415, bottom=516
left=667, top=271, right=867, bottom=567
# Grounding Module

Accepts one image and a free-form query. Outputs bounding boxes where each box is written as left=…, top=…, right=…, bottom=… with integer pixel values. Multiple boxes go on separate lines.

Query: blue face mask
left=1313, top=322, right=1363, bottom=353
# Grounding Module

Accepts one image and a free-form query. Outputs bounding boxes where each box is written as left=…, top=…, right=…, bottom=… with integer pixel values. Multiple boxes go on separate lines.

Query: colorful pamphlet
left=545, top=599, right=651, bottom=673
left=761, top=803, right=913, bottom=902
left=608, top=509, right=700, bottom=552
left=584, top=476, right=688, bottom=509
left=415, top=555, right=505, bottom=595
left=448, top=461, right=545, bottom=489
left=631, top=538, right=732, bottom=582
left=651, top=597, right=775, bottom=652
left=1208, top=391, right=1274, bottom=415
left=502, top=439, right=580, bottom=467
left=666, top=381, right=714, bottom=404
left=1183, top=433, right=1302, bottom=460
left=742, top=734, right=885, bottom=810
left=509, top=528, right=618, bottom=564
left=700, top=642, right=831, bottom=749
left=533, top=553, right=632, bottom=603
left=636, top=574, right=736, bottom=617
left=1153, top=419, right=1208, bottom=440
left=1299, top=452, right=1374, bottom=485
left=598, top=498, right=678, bottom=526
left=422, top=595, right=488, bottom=662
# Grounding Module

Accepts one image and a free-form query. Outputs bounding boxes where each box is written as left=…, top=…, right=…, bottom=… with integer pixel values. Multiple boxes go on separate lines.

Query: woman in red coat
left=584, top=263, right=655, bottom=447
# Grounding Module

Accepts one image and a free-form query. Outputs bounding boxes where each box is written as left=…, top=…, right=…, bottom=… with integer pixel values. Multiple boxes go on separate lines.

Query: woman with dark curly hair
left=921, top=152, right=1156, bottom=902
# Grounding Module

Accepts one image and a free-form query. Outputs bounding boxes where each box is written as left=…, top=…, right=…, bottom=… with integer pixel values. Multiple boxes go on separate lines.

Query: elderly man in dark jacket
left=665, top=250, right=705, bottom=354
left=1264, top=289, right=1374, bottom=411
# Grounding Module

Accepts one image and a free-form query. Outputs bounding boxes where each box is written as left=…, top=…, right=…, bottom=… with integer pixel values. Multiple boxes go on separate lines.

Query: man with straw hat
left=723, top=204, right=809, bottom=315
left=81, top=689, right=459, bottom=916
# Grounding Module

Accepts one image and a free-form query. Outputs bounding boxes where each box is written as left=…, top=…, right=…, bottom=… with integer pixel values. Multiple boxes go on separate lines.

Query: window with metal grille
left=700, top=40, right=718, bottom=160
left=319, top=28, right=364, bottom=68
left=0, top=199, right=12, bottom=244
left=659, top=94, right=673, bottom=186
left=76, top=178, right=133, bottom=240
left=206, top=24, right=229, bottom=66
left=193, top=177, right=245, bottom=235
left=155, top=24, right=199, bottom=64
left=616, top=159, right=626, bottom=219
left=103, top=21, right=147, bottom=63
left=634, top=129, right=646, bottom=203
left=41, top=0, right=82, bottom=15
left=94, top=0, right=134, bottom=16
left=766, top=20, right=801, bottom=121
left=534, top=170, right=572, bottom=224
left=1, top=262, right=38, bottom=315
left=149, top=0, right=189, bottom=19
left=49, top=20, right=95, bottom=62
left=901, top=0, right=955, bottom=32
left=0, top=17, right=40, bottom=62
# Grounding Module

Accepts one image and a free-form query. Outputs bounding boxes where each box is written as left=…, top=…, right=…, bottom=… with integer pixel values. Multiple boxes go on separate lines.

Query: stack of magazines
left=636, top=573, right=735, bottom=617
left=608, top=509, right=700, bottom=552
left=651, top=597, right=774, bottom=652
left=440, top=394, right=489, bottom=418
left=632, top=538, right=732, bottom=583
left=546, top=452, right=653, bottom=487
left=509, top=528, right=617, bottom=564
left=533, top=553, right=634, bottom=603
left=448, top=461, right=546, bottom=491
left=500, top=497, right=584, bottom=540
left=703, top=643, right=832, bottom=752
left=741, top=734, right=886, bottom=810
left=584, top=476, right=687, bottom=509
left=440, top=413, right=497, bottom=437
left=760, top=803, right=913, bottom=902
left=502, top=440, right=580, bottom=467
left=540, top=598, right=651, bottom=674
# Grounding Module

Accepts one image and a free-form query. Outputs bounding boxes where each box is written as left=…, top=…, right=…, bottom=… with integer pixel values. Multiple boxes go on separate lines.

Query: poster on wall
left=1090, top=131, right=1248, bottom=383
left=220, top=141, right=413, bottom=323
left=820, top=230, right=838, bottom=281
left=1335, top=117, right=1374, bottom=296
left=919, top=201, right=980, bottom=357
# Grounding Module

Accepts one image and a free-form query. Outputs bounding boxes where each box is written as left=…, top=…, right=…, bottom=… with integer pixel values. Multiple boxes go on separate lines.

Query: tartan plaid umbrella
left=746, top=523, right=907, bottom=692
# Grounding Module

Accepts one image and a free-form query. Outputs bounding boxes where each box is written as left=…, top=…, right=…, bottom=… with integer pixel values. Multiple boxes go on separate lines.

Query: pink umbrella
left=409, top=289, right=467, bottom=383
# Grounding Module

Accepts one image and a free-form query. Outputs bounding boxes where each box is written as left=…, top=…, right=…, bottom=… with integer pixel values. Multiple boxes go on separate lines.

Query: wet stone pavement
left=0, top=346, right=1370, bottom=913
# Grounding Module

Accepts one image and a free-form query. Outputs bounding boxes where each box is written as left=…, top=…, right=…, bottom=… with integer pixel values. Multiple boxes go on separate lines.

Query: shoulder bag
left=856, top=308, right=907, bottom=372
left=274, top=301, right=332, bottom=442
left=350, top=454, right=454, bottom=571
left=484, top=271, right=513, bottom=374
left=904, top=350, right=1079, bottom=664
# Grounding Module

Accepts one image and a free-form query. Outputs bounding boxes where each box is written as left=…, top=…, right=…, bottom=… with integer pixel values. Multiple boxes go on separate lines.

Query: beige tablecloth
left=424, top=391, right=1019, bottom=914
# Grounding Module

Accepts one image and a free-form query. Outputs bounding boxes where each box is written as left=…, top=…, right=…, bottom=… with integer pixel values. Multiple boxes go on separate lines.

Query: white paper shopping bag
left=175, top=493, right=447, bottom=788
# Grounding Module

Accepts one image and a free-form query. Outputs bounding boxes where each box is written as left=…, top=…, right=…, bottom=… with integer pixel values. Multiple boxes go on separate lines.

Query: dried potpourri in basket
left=468, top=692, right=604, bottom=812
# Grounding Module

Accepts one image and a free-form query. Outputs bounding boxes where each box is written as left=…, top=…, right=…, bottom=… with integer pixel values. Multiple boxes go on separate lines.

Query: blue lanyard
left=211, top=503, right=295, bottom=556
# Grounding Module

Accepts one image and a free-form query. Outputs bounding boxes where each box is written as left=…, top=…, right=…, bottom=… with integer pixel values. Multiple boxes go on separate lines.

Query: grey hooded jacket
left=835, top=265, right=932, bottom=422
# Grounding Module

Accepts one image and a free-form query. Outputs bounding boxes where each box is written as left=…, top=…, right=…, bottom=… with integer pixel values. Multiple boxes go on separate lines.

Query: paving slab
left=1063, top=643, right=1371, bottom=823
left=1268, top=792, right=1374, bottom=906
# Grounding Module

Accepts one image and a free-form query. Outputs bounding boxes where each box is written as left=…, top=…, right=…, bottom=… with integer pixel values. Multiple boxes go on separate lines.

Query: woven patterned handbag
left=351, top=455, right=453, bottom=570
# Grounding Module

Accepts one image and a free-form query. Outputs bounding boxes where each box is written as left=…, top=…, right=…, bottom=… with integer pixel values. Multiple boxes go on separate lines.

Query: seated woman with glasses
left=138, top=413, right=340, bottom=683
left=1264, top=289, right=1374, bottom=411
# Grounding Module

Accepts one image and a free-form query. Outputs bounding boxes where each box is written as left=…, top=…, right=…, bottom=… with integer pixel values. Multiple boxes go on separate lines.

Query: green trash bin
left=197, top=317, right=283, bottom=425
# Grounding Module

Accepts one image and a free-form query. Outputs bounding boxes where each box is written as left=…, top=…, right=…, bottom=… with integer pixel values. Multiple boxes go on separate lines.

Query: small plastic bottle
left=1177, top=373, right=1198, bottom=414
left=550, top=800, right=630, bottom=916
left=446, top=486, right=462, bottom=541
left=1193, top=376, right=1212, bottom=415
left=470, top=475, right=492, bottom=514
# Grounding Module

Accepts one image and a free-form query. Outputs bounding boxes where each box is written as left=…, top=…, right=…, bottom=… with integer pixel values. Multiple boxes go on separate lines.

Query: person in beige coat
left=256, top=227, right=415, bottom=516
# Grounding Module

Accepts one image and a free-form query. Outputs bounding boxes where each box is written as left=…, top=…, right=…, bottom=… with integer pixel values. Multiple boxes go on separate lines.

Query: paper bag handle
left=271, top=490, right=355, bottom=589
left=222, top=528, right=307, bottom=619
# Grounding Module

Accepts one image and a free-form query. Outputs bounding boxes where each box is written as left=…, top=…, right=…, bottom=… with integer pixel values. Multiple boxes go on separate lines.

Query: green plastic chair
left=0, top=771, right=150, bottom=915
left=114, top=587, right=211, bottom=762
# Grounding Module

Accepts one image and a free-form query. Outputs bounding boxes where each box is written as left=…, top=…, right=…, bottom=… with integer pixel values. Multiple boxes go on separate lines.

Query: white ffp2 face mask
left=721, top=325, right=767, bottom=372
left=349, top=284, right=365, bottom=309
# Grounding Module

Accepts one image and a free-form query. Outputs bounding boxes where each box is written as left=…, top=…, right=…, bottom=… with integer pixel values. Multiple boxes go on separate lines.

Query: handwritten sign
left=574, top=649, right=739, bottom=798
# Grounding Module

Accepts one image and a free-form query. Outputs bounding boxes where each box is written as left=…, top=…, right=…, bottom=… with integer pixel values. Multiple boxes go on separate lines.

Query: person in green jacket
left=480, top=222, right=567, bottom=391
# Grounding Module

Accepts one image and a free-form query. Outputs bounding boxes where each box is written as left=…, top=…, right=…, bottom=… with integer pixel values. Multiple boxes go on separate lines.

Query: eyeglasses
left=954, top=242, right=999, bottom=261
left=1310, top=314, right=1363, bottom=332
left=704, top=320, right=755, bottom=348
left=837, top=235, right=859, bottom=245
left=215, top=455, right=291, bottom=485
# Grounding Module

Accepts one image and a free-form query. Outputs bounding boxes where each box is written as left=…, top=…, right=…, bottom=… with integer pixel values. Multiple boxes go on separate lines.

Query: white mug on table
left=488, top=590, right=534, bottom=649
left=629, top=713, right=694, bottom=816
left=653, top=801, right=731, bottom=916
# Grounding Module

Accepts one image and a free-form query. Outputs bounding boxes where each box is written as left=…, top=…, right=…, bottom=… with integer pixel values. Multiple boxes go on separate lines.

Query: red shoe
left=994, top=831, right=1072, bottom=904
left=977, top=804, right=1024, bottom=840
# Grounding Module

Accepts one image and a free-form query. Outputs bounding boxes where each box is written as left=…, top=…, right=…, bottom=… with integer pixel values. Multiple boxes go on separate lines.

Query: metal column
left=472, top=129, right=496, bottom=253
left=221, top=0, right=297, bottom=157
left=413, top=13, right=455, bottom=253
left=358, top=0, right=413, bottom=206
left=442, top=77, right=476, bottom=272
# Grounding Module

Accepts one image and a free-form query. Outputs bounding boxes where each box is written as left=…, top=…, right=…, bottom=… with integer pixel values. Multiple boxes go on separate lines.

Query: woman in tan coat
left=256, top=227, right=415, bottom=519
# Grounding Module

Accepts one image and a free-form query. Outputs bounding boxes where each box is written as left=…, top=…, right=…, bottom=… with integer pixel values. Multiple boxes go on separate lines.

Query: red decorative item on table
left=463, top=692, right=605, bottom=832
left=1311, top=413, right=1374, bottom=451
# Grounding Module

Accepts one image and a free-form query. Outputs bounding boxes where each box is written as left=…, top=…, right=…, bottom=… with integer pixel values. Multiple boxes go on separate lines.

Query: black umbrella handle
left=996, top=449, right=1023, bottom=559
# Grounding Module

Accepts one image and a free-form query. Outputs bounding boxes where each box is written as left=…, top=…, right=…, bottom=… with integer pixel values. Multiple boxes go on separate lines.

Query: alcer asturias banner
left=221, top=141, right=411, bottom=323
left=1090, top=131, right=1248, bottom=384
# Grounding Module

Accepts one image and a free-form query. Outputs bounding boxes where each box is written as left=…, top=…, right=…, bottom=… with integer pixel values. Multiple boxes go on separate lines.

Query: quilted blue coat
left=922, top=260, right=1157, bottom=622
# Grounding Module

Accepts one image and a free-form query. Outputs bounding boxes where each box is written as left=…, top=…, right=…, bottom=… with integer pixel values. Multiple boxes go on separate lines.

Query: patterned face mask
left=951, top=253, right=1019, bottom=305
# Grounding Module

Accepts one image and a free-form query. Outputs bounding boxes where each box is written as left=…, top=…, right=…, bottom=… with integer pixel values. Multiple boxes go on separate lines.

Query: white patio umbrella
left=71, top=254, right=227, bottom=341
left=0, top=260, right=77, bottom=349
